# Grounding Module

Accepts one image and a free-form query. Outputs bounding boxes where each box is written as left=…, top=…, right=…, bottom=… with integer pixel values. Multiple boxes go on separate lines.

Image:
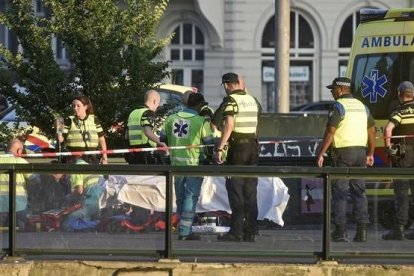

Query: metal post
left=274, top=0, right=290, bottom=113
left=164, top=171, right=173, bottom=259
left=322, top=173, right=331, bottom=261
left=8, top=169, right=16, bottom=257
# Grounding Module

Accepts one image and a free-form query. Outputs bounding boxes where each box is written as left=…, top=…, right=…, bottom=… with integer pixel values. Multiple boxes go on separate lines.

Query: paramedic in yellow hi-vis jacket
left=317, top=77, right=375, bottom=243
left=215, top=73, right=261, bottom=243
left=163, top=93, right=215, bottom=241
left=0, top=139, right=31, bottom=231
left=125, top=90, right=167, bottom=164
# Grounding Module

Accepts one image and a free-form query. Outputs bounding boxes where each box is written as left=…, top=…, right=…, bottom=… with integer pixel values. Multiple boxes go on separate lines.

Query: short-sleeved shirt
left=388, top=100, right=414, bottom=143
left=140, top=107, right=156, bottom=128
left=222, top=90, right=262, bottom=117
left=327, top=94, right=375, bottom=129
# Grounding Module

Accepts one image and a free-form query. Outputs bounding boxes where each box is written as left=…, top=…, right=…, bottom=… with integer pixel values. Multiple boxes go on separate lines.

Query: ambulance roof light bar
left=360, top=8, right=414, bottom=23
left=359, top=8, right=388, bottom=23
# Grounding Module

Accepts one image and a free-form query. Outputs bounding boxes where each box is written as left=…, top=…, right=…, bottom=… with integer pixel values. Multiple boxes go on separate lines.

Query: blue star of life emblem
left=361, top=70, right=388, bottom=103
left=173, top=119, right=189, bottom=138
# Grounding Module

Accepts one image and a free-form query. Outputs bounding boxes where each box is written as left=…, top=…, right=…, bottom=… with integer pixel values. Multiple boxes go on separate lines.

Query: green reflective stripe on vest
left=66, top=115, right=100, bottom=149
left=229, top=94, right=259, bottom=133
left=334, top=98, right=368, bottom=148
left=128, top=108, right=150, bottom=146
left=165, top=110, right=213, bottom=166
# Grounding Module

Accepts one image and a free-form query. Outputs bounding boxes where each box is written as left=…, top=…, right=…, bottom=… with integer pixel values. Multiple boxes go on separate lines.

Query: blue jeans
left=174, top=176, right=202, bottom=236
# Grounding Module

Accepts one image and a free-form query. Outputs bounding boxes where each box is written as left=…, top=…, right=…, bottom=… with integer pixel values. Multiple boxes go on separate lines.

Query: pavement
left=2, top=224, right=414, bottom=264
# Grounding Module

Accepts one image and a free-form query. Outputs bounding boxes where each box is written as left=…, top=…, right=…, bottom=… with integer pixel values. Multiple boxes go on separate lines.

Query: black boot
left=353, top=223, right=367, bottom=242
left=382, top=224, right=405, bottom=240
left=331, top=224, right=348, bottom=242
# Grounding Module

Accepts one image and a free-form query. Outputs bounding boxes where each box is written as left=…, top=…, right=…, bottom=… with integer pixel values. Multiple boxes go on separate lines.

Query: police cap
left=326, top=77, right=352, bottom=89
left=221, top=72, right=239, bottom=84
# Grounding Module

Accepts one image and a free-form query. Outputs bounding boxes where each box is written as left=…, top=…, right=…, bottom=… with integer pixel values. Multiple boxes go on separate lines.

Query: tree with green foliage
left=0, top=0, right=170, bottom=147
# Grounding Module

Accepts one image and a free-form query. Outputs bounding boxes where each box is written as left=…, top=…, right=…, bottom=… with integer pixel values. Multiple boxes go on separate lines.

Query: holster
left=398, top=144, right=406, bottom=158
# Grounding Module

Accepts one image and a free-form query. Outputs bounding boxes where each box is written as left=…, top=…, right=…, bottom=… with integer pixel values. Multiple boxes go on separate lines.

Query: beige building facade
left=157, top=0, right=413, bottom=111
left=1, top=1, right=413, bottom=111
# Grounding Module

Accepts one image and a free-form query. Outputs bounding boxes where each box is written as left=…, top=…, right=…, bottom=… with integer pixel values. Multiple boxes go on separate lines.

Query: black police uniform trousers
left=331, top=146, right=369, bottom=225
left=125, top=143, right=157, bottom=165
left=392, top=145, right=414, bottom=226
left=225, top=138, right=259, bottom=237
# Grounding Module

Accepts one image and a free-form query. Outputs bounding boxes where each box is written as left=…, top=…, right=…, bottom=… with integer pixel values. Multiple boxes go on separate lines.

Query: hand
left=101, top=157, right=108, bottom=165
left=157, top=142, right=169, bottom=154
left=214, top=151, right=224, bottom=164
left=385, top=146, right=398, bottom=157
left=366, top=155, right=374, bottom=167
left=316, top=155, right=324, bottom=168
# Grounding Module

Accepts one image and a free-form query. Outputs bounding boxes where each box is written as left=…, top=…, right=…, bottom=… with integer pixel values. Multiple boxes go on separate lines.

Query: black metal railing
left=1, top=163, right=413, bottom=261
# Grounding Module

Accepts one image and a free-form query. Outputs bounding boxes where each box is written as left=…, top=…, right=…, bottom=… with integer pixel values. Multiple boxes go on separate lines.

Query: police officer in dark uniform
left=317, top=77, right=375, bottom=243
left=215, top=72, right=261, bottom=242
left=383, top=81, right=414, bottom=240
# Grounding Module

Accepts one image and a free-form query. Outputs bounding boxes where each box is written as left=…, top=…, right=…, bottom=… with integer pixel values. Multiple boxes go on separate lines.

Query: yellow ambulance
left=346, top=8, right=414, bottom=226
left=346, top=8, right=414, bottom=165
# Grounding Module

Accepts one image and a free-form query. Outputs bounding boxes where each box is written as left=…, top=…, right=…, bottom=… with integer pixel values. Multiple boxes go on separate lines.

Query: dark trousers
left=125, top=144, right=157, bottom=165
left=393, top=146, right=414, bottom=225
left=225, top=141, right=259, bottom=237
left=331, top=147, right=369, bottom=225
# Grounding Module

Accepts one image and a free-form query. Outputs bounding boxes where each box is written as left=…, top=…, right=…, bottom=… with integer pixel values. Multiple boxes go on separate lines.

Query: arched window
left=262, top=11, right=316, bottom=112
left=168, top=23, right=205, bottom=91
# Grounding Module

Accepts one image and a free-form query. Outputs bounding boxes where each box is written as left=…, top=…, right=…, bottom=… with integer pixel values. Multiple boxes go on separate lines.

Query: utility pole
left=274, top=0, right=290, bottom=113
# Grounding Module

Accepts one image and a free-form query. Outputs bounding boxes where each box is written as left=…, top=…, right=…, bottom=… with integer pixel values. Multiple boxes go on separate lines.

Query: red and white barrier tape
left=1, top=134, right=412, bottom=159
left=0, top=144, right=213, bottom=159
left=0, top=138, right=324, bottom=159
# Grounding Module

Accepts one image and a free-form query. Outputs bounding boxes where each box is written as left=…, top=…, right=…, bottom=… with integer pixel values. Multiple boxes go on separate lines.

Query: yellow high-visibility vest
left=229, top=93, right=259, bottom=134
left=65, top=115, right=100, bottom=149
left=334, top=98, right=368, bottom=148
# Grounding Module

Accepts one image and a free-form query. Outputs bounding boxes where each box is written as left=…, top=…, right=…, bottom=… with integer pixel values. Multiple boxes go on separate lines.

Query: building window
left=168, top=23, right=205, bottom=91
left=35, top=0, right=46, bottom=16
left=262, top=11, right=316, bottom=112
left=170, top=23, right=204, bottom=61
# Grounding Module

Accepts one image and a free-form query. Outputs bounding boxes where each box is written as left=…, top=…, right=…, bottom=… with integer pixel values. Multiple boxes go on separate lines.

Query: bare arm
left=384, top=121, right=395, bottom=147
left=215, top=115, right=234, bottom=164
left=98, top=136, right=108, bottom=164
left=144, top=126, right=168, bottom=151
left=317, top=126, right=336, bottom=167
left=366, top=126, right=375, bottom=166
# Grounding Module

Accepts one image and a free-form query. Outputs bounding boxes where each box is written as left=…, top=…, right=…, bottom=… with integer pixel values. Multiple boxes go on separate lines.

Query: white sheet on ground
left=100, top=175, right=290, bottom=227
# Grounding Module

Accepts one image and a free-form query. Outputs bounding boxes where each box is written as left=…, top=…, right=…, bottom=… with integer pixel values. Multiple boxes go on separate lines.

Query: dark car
left=290, top=101, right=334, bottom=114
